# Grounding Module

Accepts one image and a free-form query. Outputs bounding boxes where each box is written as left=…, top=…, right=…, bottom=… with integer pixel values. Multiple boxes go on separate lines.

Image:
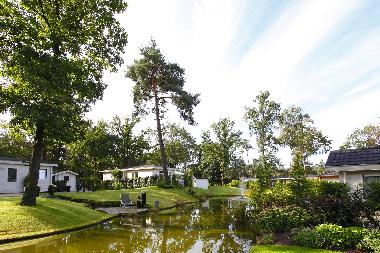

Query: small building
left=325, top=146, right=380, bottom=190
left=0, top=157, right=57, bottom=193
left=100, top=165, right=178, bottom=181
left=192, top=177, right=209, bottom=189
left=52, top=170, right=78, bottom=192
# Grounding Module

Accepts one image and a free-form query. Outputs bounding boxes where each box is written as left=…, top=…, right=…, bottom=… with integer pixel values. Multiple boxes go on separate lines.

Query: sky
left=3, top=0, right=375, bottom=166
left=86, top=0, right=380, bottom=165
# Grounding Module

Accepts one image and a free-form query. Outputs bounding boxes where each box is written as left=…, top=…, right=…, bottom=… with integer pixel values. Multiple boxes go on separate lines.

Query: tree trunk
left=152, top=78, right=169, bottom=184
left=20, top=123, right=45, bottom=206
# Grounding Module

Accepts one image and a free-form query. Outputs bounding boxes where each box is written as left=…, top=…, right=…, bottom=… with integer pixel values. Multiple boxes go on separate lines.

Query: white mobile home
left=192, top=177, right=209, bottom=189
left=52, top=170, right=78, bottom=192
left=325, top=147, right=380, bottom=190
left=0, top=157, right=57, bottom=193
left=100, top=165, right=178, bottom=180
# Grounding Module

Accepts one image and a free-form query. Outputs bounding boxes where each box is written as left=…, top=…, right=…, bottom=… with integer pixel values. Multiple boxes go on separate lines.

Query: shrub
left=293, top=224, right=368, bottom=250
left=292, top=227, right=318, bottom=248
left=357, top=229, right=380, bottom=253
left=367, top=181, right=380, bottom=210
left=48, top=185, right=56, bottom=196
left=319, top=181, right=349, bottom=198
left=228, top=179, right=240, bottom=188
left=112, top=181, right=123, bottom=190
left=257, top=233, right=275, bottom=245
left=249, top=182, right=292, bottom=208
left=256, top=205, right=311, bottom=232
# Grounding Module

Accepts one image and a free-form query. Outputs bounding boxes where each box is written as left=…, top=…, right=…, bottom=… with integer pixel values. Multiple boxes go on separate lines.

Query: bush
left=112, top=181, right=123, bottom=190
left=293, top=224, right=368, bottom=250
left=256, top=205, right=311, bottom=232
left=54, top=180, right=67, bottom=192
left=319, top=181, right=349, bottom=198
left=357, top=229, right=380, bottom=253
left=228, top=179, right=240, bottom=188
left=367, top=181, right=380, bottom=210
left=249, top=182, right=292, bottom=208
left=48, top=185, right=56, bottom=196
left=257, top=233, right=275, bottom=245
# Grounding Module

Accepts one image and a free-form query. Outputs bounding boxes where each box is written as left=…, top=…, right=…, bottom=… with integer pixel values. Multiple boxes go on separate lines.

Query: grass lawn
left=56, top=186, right=198, bottom=209
left=191, top=185, right=242, bottom=197
left=250, top=245, right=341, bottom=253
left=0, top=197, right=110, bottom=242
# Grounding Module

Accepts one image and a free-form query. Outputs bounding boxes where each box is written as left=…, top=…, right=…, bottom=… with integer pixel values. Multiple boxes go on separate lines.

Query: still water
left=1, top=199, right=254, bottom=253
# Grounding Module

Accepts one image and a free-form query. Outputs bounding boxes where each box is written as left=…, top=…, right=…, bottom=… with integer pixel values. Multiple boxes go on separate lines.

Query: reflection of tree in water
left=5, top=199, right=254, bottom=253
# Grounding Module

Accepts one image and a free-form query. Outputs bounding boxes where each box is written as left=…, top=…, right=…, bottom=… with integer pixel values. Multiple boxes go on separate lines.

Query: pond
left=1, top=199, right=255, bottom=253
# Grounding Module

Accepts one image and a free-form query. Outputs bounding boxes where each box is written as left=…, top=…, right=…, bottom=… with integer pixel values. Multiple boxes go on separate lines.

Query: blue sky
left=85, top=0, right=380, bottom=164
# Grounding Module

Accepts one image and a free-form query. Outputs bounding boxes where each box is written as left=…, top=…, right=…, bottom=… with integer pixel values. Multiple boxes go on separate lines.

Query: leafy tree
left=341, top=124, right=380, bottom=149
left=0, top=120, right=32, bottom=158
left=0, top=0, right=127, bottom=205
left=111, top=168, right=123, bottom=182
left=279, top=105, right=331, bottom=170
left=66, top=120, right=116, bottom=190
left=110, top=116, right=149, bottom=167
left=199, top=118, right=249, bottom=184
left=245, top=91, right=281, bottom=189
left=126, top=39, right=200, bottom=183
left=147, top=123, right=197, bottom=169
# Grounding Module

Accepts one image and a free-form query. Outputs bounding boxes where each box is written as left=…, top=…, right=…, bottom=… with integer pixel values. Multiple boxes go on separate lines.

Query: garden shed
left=52, top=170, right=78, bottom=192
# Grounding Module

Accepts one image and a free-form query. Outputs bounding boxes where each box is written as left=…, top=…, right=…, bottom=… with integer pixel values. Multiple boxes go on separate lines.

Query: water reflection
left=1, top=199, right=254, bottom=253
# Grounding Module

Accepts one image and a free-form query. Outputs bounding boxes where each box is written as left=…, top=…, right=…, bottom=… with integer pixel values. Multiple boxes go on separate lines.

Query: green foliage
left=279, top=105, right=331, bottom=165
left=256, top=205, right=311, bottom=232
left=256, top=233, right=275, bottom=245
left=112, top=181, right=123, bottom=190
left=0, top=121, right=32, bottom=158
left=341, top=124, right=380, bottom=149
left=126, top=39, right=200, bottom=183
left=111, top=169, right=123, bottom=182
left=319, top=181, right=349, bottom=199
left=199, top=118, right=249, bottom=185
left=228, top=180, right=240, bottom=187
left=146, top=123, right=197, bottom=168
left=293, top=224, right=368, bottom=250
left=367, top=181, right=380, bottom=209
left=0, top=0, right=128, bottom=205
left=357, top=229, right=380, bottom=253
left=245, top=91, right=281, bottom=189
left=249, top=181, right=292, bottom=208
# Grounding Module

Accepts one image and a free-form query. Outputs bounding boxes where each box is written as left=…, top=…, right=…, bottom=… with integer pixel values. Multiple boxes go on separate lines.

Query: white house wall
left=338, top=170, right=380, bottom=190
left=0, top=162, right=53, bottom=193
left=102, top=172, right=113, bottom=181
left=55, top=173, right=77, bottom=192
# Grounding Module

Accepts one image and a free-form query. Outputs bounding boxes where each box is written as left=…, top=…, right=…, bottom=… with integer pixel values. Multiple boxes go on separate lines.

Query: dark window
left=132, top=172, right=138, bottom=179
left=64, top=176, right=69, bottom=182
left=8, top=168, right=17, bottom=182
left=363, top=176, right=380, bottom=197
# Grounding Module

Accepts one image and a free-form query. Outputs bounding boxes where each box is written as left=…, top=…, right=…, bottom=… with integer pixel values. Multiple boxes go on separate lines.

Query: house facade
left=100, top=165, right=178, bottom=181
left=325, top=147, right=380, bottom=190
left=0, top=157, right=57, bottom=193
left=52, top=170, right=78, bottom=192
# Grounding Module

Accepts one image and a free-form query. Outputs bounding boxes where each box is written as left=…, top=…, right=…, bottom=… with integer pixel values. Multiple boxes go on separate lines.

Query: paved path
left=0, top=193, right=22, bottom=197
left=96, top=207, right=149, bottom=215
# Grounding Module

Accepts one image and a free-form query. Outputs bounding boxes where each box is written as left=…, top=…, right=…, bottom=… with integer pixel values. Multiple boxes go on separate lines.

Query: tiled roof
left=325, top=146, right=380, bottom=166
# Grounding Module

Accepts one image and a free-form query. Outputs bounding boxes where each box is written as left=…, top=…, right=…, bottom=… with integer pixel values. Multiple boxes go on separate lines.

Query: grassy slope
left=250, top=245, right=340, bottom=253
left=0, top=197, right=110, bottom=241
left=191, top=186, right=242, bottom=197
left=56, top=186, right=198, bottom=209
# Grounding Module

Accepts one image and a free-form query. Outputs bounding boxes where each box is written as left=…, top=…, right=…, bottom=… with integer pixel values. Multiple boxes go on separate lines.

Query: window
left=64, top=176, right=70, bottom=182
left=8, top=168, right=17, bottom=182
left=39, top=169, right=47, bottom=180
left=132, top=172, right=138, bottom=179
left=363, top=176, right=380, bottom=197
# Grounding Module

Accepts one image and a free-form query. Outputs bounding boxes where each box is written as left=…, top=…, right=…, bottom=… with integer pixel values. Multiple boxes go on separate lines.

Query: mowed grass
left=0, top=197, right=110, bottom=241
left=56, top=186, right=198, bottom=209
left=191, top=185, right=242, bottom=197
left=250, top=245, right=341, bottom=253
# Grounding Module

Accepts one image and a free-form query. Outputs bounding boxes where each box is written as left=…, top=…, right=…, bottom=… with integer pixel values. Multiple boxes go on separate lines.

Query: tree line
left=1, top=1, right=379, bottom=205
